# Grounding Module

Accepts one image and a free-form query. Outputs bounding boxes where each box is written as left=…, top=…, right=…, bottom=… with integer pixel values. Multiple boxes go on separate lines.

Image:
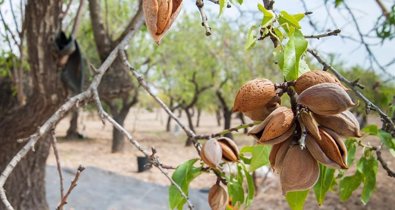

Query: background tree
left=0, top=1, right=65, bottom=209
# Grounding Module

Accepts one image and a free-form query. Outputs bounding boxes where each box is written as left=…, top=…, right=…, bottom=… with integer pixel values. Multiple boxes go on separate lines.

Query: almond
left=295, top=70, right=347, bottom=94
left=297, top=83, right=355, bottom=115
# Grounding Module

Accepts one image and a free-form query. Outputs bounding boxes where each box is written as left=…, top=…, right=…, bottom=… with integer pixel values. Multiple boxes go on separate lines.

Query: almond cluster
left=200, top=137, right=240, bottom=210
left=233, top=70, right=362, bottom=194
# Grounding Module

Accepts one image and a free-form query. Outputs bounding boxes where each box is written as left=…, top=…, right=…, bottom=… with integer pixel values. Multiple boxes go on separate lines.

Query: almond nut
left=297, top=83, right=355, bottom=115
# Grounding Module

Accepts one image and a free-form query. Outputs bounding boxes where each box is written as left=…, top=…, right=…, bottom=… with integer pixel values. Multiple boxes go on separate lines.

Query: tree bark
left=215, top=109, right=222, bottom=126
left=216, top=90, right=233, bottom=139
left=223, top=109, right=233, bottom=139
left=238, top=112, right=248, bottom=134
left=0, top=1, right=64, bottom=209
left=196, top=108, right=202, bottom=127
left=184, top=107, right=195, bottom=146
left=66, top=109, right=83, bottom=139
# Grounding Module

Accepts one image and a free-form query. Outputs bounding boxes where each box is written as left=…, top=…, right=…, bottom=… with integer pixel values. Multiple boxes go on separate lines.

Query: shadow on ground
left=46, top=166, right=209, bottom=210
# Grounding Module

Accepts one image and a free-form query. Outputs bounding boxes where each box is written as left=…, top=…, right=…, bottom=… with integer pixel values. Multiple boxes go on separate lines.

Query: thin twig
left=56, top=165, right=85, bottom=210
left=304, top=29, right=341, bottom=39
left=71, top=0, right=85, bottom=38
left=375, top=148, right=395, bottom=178
left=120, top=51, right=200, bottom=150
left=196, top=0, right=212, bottom=36
left=194, top=122, right=260, bottom=140
left=307, top=49, right=395, bottom=136
left=343, top=2, right=395, bottom=80
left=50, top=131, right=65, bottom=207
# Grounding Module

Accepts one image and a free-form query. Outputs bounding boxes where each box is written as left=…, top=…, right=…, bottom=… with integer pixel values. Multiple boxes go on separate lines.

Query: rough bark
left=0, top=0, right=64, bottom=209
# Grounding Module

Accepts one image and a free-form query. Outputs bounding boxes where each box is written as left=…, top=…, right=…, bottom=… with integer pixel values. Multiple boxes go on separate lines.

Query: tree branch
left=115, top=0, right=144, bottom=44
left=196, top=0, right=212, bottom=36
left=56, top=165, right=85, bottom=210
left=71, top=0, right=85, bottom=38
left=304, top=29, right=341, bottom=39
left=307, top=49, right=395, bottom=136
left=194, top=122, right=260, bottom=140
left=51, top=131, right=65, bottom=209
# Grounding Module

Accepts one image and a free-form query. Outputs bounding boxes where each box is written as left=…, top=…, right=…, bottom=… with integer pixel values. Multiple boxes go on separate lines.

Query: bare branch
left=56, top=165, right=85, bottom=210
left=343, top=2, right=395, bottom=80
left=304, top=29, right=341, bottom=39
left=194, top=122, right=260, bottom=140
left=375, top=147, right=395, bottom=178
left=71, top=0, right=85, bottom=38
left=196, top=0, right=212, bottom=36
left=61, top=0, right=74, bottom=20
left=51, top=132, right=65, bottom=208
left=115, top=0, right=144, bottom=44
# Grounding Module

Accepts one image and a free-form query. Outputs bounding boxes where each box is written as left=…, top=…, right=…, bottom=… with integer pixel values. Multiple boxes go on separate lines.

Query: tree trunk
left=66, top=109, right=83, bottom=139
left=216, top=109, right=222, bottom=126
left=166, top=115, right=172, bottom=132
left=196, top=108, right=202, bottom=127
left=238, top=112, right=248, bottom=134
left=184, top=107, right=195, bottom=146
left=109, top=99, right=135, bottom=153
left=0, top=1, right=64, bottom=209
left=223, top=109, right=233, bottom=139
left=112, top=114, right=128, bottom=153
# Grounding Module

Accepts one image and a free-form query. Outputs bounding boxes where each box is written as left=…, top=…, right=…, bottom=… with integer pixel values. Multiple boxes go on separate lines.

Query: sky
left=183, top=0, right=395, bottom=79
left=1, top=0, right=395, bottom=79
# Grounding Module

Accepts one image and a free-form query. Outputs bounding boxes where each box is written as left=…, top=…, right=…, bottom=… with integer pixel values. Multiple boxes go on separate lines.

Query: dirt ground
left=48, top=108, right=395, bottom=210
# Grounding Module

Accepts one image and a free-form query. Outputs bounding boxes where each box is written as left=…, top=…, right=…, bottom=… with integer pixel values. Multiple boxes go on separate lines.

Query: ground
left=46, top=108, right=395, bottom=210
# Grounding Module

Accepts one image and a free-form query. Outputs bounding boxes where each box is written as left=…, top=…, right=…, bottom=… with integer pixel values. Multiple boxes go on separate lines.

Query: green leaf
left=378, top=130, right=395, bottom=156
left=241, top=145, right=270, bottom=171
left=169, top=159, right=202, bottom=210
left=219, top=0, right=227, bottom=15
left=257, top=3, right=275, bottom=28
left=339, top=171, right=363, bottom=201
left=241, top=164, right=255, bottom=206
left=293, top=13, right=305, bottom=21
left=228, top=180, right=245, bottom=205
left=362, top=124, right=379, bottom=135
left=345, top=138, right=357, bottom=166
left=314, top=164, right=335, bottom=205
left=236, top=0, right=243, bottom=4
left=357, top=153, right=378, bottom=204
left=281, top=29, right=308, bottom=81
left=279, top=11, right=301, bottom=29
left=245, top=25, right=258, bottom=50
left=335, top=0, right=344, bottom=7
left=286, top=190, right=309, bottom=210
